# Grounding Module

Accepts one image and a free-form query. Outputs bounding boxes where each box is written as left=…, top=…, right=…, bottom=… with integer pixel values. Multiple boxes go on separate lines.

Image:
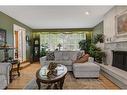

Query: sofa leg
left=4, top=86, right=8, bottom=89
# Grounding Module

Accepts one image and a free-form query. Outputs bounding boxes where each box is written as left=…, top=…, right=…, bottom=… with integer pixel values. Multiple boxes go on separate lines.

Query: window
left=40, top=32, right=86, bottom=51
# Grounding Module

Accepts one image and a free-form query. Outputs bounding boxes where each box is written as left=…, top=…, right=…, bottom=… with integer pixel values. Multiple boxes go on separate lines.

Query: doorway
left=13, top=24, right=26, bottom=62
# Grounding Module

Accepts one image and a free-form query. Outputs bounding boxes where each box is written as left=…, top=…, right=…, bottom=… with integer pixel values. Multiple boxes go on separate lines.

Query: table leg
left=17, top=63, right=20, bottom=76
left=54, top=83, right=58, bottom=89
left=46, top=83, right=52, bottom=89
left=10, top=69, right=12, bottom=83
left=59, top=76, right=65, bottom=89
left=36, top=79, right=41, bottom=89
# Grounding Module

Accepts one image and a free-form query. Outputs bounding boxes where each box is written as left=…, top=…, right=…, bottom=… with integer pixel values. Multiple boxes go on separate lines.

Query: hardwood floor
left=8, top=62, right=41, bottom=89
left=7, top=62, right=120, bottom=89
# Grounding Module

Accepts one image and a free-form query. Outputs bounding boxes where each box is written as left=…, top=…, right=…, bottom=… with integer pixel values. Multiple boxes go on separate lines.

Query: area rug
left=24, top=72, right=105, bottom=89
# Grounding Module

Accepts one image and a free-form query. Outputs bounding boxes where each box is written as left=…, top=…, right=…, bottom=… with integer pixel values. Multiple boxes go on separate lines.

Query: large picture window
left=40, top=32, right=86, bottom=51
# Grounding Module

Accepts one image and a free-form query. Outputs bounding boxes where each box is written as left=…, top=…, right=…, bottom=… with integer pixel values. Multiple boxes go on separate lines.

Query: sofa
left=40, top=51, right=100, bottom=78
left=0, top=63, right=12, bottom=89
left=40, top=51, right=83, bottom=71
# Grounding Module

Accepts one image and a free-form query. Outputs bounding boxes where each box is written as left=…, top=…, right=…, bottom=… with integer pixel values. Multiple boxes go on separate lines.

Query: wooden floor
left=7, top=62, right=120, bottom=89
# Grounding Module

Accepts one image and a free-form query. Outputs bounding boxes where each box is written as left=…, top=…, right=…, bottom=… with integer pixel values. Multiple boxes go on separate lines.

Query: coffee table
left=36, top=64, right=67, bottom=89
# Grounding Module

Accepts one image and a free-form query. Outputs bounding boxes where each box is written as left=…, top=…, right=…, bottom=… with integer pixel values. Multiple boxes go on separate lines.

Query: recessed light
left=85, top=11, right=89, bottom=15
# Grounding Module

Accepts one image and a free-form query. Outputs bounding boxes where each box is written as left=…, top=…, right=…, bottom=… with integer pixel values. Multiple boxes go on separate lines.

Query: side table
left=9, top=60, right=20, bottom=82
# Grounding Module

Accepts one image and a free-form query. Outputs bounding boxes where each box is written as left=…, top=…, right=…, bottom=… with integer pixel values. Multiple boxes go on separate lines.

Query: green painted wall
left=32, top=29, right=93, bottom=40
left=93, top=21, right=103, bottom=39
left=0, top=11, right=32, bottom=61
left=32, top=28, right=93, bottom=32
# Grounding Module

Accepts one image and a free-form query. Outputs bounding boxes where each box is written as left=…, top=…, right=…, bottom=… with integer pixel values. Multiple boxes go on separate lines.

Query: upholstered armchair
left=0, top=63, right=12, bottom=89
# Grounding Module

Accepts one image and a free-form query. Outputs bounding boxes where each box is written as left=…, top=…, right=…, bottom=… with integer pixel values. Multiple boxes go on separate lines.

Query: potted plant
left=40, top=44, right=48, bottom=57
left=79, top=40, right=87, bottom=50
left=89, top=44, right=105, bottom=63
left=79, top=38, right=105, bottom=63
left=94, top=34, right=104, bottom=44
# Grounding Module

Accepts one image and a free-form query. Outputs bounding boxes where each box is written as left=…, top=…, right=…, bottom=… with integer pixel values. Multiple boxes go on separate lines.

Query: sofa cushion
left=55, top=51, right=79, bottom=61
left=54, top=60, right=72, bottom=66
left=54, top=51, right=63, bottom=61
left=62, top=52, right=70, bottom=61
left=73, top=62, right=100, bottom=72
left=70, top=52, right=79, bottom=62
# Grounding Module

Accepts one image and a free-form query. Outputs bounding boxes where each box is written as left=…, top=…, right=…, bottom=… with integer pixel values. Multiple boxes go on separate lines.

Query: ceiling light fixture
left=85, top=11, right=89, bottom=15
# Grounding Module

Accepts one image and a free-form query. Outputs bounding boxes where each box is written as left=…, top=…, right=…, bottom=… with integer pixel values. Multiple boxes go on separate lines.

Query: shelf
left=105, top=40, right=127, bottom=44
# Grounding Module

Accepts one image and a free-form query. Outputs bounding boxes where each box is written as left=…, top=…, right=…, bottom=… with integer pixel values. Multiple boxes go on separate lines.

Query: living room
left=0, top=5, right=127, bottom=91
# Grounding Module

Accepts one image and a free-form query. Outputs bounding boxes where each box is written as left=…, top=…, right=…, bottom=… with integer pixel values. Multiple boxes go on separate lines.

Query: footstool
left=73, top=62, right=100, bottom=78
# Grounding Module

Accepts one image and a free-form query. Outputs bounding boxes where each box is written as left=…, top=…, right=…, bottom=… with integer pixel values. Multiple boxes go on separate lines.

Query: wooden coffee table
left=36, top=64, right=67, bottom=89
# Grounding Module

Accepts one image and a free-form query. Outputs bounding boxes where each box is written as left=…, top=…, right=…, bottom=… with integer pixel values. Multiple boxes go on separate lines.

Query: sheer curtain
left=40, top=32, right=86, bottom=51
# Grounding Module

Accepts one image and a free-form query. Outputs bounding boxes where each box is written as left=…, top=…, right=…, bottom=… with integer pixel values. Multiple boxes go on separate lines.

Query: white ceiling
left=0, top=6, right=113, bottom=29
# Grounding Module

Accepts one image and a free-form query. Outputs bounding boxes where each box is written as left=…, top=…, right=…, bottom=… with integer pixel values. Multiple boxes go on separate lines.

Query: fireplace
left=112, top=50, right=127, bottom=71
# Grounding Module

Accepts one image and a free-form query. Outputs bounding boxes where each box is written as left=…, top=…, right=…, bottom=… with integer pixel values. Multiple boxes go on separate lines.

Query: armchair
left=0, top=63, right=12, bottom=89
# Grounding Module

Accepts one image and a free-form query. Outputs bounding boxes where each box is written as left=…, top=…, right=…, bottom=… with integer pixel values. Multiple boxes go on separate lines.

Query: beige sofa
left=40, top=51, right=100, bottom=78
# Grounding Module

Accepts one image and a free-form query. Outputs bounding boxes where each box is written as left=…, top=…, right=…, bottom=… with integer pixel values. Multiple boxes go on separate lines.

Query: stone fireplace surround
left=99, top=41, right=127, bottom=89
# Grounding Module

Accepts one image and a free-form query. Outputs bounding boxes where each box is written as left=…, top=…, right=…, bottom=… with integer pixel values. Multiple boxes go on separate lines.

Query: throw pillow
left=46, top=52, right=55, bottom=61
left=74, top=54, right=90, bottom=63
left=76, top=52, right=83, bottom=60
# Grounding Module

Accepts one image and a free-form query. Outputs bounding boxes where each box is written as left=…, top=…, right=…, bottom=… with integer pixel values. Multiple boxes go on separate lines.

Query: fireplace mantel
left=112, top=50, right=127, bottom=52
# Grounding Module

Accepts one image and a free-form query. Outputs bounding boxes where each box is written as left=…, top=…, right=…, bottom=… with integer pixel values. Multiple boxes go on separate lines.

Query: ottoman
left=73, top=62, right=100, bottom=78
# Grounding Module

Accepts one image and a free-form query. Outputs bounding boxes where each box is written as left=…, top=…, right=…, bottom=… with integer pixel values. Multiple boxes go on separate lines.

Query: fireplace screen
left=112, top=51, right=127, bottom=71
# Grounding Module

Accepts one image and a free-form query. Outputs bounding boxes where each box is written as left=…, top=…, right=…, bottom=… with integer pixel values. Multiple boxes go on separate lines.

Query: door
left=13, top=24, right=26, bottom=62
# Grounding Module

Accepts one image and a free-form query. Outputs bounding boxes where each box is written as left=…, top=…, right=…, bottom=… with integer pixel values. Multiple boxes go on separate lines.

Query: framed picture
left=116, top=11, right=127, bottom=36
left=0, top=29, right=6, bottom=45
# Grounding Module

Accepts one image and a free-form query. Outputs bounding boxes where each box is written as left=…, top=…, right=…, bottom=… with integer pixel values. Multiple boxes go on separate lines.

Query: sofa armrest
left=0, top=63, right=12, bottom=84
left=40, top=56, right=46, bottom=61
left=40, top=56, right=48, bottom=66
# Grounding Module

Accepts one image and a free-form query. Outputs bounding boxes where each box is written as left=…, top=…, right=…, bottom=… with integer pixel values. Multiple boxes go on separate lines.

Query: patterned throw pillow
left=77, top=52, right=83, bottom=60
left=46, top=52, right=55, bottom=61
left=74, top=54, right=90, bottom=63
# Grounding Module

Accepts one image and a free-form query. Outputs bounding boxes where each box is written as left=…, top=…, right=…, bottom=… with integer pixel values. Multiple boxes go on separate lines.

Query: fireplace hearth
left=112, top=50, right=127, bottom=71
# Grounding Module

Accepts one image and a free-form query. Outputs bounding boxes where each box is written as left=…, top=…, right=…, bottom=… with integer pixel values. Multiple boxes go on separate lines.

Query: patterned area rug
left=24, top=72, right=105, bottom=89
